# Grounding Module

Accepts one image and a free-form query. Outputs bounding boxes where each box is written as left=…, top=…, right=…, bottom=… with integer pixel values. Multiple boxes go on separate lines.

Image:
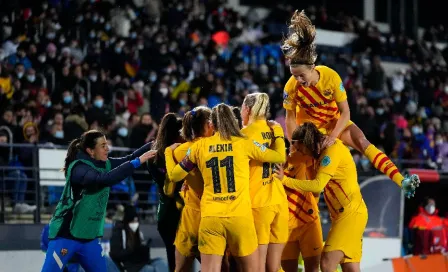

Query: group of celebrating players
left=162, top=10, right=420, bottom=272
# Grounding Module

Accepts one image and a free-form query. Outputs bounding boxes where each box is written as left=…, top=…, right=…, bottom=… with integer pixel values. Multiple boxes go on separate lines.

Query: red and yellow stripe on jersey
left=242, top=120, right=287, bottom=208
left=282, top=139, right=365, bottom=220
left=283, top=65, right=347, bottom=129
left=174, top=141, right=204, bottom=211
left=283, top=152, right=319, bottom=229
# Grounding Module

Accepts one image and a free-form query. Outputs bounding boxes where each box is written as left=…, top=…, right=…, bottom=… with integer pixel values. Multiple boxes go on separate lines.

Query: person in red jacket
left=408, top=198, right=447, bottom=255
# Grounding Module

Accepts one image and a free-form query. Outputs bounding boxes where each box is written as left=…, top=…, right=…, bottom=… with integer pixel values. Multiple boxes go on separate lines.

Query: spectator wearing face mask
left=435, top=133, right=448, bottom=170
left=408, top=198, right=447, bottom=255
left=86, top=95, right=109, bottom=127
left=110, top=206, right=168, bottom=272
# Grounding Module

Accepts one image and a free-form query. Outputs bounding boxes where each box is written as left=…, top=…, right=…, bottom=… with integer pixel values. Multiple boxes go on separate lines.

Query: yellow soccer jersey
left=242, top=120, right=287, bottom=208
left=282, top=65, right=347, bottom=129
left=283, top=152, right=319, bottom=229
left=174, top=141, right=204, bottom=211
left=282, top=139, right=362, bottom=220
left=165, top=127, right=286, bottom=218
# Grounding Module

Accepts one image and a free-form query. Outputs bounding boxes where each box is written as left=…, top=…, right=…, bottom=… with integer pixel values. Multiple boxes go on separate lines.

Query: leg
left=41, top=238, right=79, bottom=272
left=235, top=251, right=259, bottom=272
left=266, top=243, right=285, bottom=272
left=339, top=123, right=406, bottom=187
left=257, top=244, right=268, bottom=272
left=303, top=255, right=320, bottom=272
left=104, top=255, right=121, bottom=272
left=201, top=253, right=224, bottom=272
left=149, top=258, right=169, bottom=272
left=174, top=249, right=195, bottom=272
left=76, top=239, right=107, bottom=272
left=340, top=262, right=361, bottom=272
left=280, top=259, right=298, bottom=272
left=320, top=250, right=344, bottom=272
left=158, top=221, right=178, bottom=272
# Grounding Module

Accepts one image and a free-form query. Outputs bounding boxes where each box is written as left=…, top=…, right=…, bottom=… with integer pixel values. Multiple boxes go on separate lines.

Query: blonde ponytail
left=243, top=93, right=270, bottom=124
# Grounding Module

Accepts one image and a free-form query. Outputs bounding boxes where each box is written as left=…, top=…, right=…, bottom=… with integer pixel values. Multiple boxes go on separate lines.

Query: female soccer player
left=165, top=103, right=286, bottom=272
left=169, top=106, right=214, bottom=271
left=240, top=93, right=288, bottom=272
left=280, top=149, right=322, bottom=272
left=274, top=122, right=405, bottom=272
left=147, top=113, right=183, bottom=272
left=41, top=130, right=156, bottom=272
left=281, top=10, right=419, bottom=197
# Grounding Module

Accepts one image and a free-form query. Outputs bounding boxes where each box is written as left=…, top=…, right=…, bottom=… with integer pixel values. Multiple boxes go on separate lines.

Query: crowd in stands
left=0, top=0, right=447, bottom=214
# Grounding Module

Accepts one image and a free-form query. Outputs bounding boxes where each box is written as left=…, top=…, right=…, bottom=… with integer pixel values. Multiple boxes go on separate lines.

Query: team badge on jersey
left=321, top=155, right=331, bottom=167
left=60, top=248, right=68, bottom=256
left=323, top=89, right=332, bottom=96
left=339, top=82, right=345, bottom=92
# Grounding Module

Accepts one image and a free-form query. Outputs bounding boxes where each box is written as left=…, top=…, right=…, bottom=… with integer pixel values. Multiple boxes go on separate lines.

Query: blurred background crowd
left=0, top=0, right=446, bottom=216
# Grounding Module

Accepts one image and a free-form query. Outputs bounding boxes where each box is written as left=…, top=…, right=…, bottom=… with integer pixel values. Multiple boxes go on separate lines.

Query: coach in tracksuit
left=41, top=130, right=156, bottom=272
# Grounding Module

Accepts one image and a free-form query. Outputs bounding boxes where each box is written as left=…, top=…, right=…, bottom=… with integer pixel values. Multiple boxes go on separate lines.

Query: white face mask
left=128, top=222, right=139, bottom=232
left=425, top=204, right=435, bottom=215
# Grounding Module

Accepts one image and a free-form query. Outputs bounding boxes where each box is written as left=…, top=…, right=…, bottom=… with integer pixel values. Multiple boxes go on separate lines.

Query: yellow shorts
left=198, top=215, right=258, bottom=257
left=252, top=204, right=289, bottom=245
left=282, top=218, right=323, bottom=260
left=319, top=119, right=354, bottom=136
left=174, top=206, right=201, bottom=257
left=324, top=209, right=368, bottom=263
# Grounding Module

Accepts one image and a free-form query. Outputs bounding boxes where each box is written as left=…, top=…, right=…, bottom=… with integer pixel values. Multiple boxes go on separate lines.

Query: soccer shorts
left=282, top=218, right=323, bottom=260
left=198, top=214, right=258, bottom=257
left=252, top=203, right=289, bottom=245
left=324, top=205, right=368, bottom=263
left=174, top=206, right=201, bottom=257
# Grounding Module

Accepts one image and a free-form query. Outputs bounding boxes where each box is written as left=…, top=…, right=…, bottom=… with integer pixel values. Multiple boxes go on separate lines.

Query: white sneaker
left=22, top=203, right=37, bottom=213
left=13, top=203, right=26, bottom=214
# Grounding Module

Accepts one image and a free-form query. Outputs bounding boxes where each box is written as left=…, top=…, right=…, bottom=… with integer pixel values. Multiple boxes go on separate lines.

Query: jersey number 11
left=206, top=156, right=236, bottom=194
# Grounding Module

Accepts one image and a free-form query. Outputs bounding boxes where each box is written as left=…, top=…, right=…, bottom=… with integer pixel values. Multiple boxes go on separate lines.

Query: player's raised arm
left=282, top=76, right=298, bottom=141
left=246, top=122, right=286, bottom=164
left=165, top=143, right=197, bottom=183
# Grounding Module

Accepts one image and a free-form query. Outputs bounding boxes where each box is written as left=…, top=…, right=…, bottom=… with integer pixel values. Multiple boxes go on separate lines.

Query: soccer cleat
left=401, top=174, right=420, bottom=199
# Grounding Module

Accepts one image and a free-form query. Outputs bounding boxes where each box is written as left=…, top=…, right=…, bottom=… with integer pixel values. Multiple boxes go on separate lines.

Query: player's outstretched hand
left=321, top=135, right=336, bottom=149
left=267, top=120, right=280, bottom=128
left=273, top=163, right=284, bottom=181
left=402, top=174, right=420, bottom=199
left=139, top=150, right=157, bottom=164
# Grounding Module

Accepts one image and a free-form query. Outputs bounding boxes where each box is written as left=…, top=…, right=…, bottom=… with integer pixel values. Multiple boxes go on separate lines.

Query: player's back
left=193, top=133, right=254, bottom=218
left=242, top=120, right=286, bottom=208
left=319, top=139, right=364, bottom=219
left=174, top=141, right=203, bottom=211
left=283, top=152, right=319, bottom=228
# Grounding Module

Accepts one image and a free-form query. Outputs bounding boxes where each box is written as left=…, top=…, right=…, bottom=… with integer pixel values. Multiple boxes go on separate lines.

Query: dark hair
left=232, top=107, right=243, bottom=129
left=151, top=113, right=183, bottom=165
left=211, top=104, right=244, bottom=141
left=63, top=130, right=105, bottom=176
left=291, top=122, right=324, bottom=159
left=281, top=10, right=317, bottom=66
left=181, top=106, right=212, bottom=142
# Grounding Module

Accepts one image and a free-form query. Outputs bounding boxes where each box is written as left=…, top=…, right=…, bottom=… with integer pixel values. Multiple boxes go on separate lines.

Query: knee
left=320, top=257, right=337, bottom=272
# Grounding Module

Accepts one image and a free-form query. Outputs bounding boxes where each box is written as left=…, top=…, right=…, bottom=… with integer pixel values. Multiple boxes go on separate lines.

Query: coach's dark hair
left=181, top=106, right=212, bottom=142
left=63, top=130, right=105, bottom=176
left=211, top=104, right=244, bottom=141
left=291, top=122, right=324, bottom=159
left=151, top=113, right=183, bottom=165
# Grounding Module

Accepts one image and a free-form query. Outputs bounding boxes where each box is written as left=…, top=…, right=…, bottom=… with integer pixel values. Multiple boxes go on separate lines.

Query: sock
left=277, top=268, right=285, bottom=272
left=364, top=144, right=404, bottom=187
